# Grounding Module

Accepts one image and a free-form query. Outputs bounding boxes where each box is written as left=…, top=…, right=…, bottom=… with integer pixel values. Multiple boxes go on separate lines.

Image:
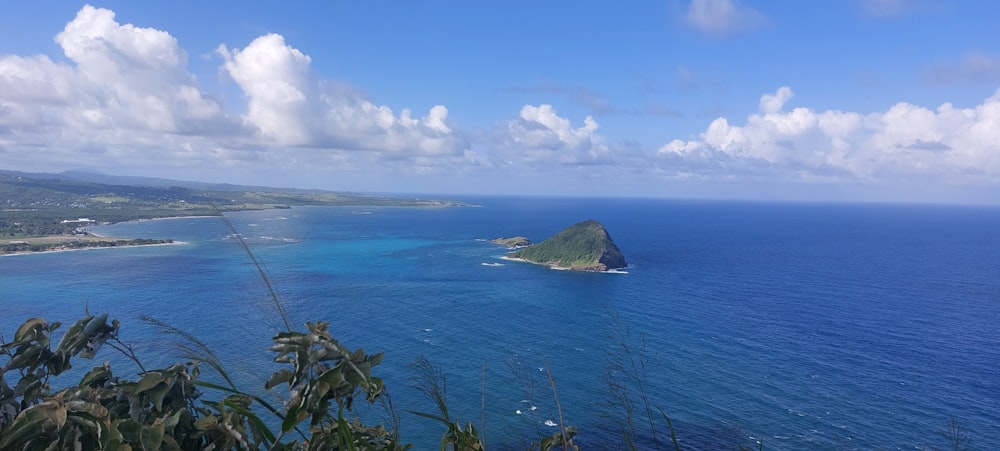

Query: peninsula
left=0, top=169, right=472, bottom=255
left=504, top=220, right=627, bottom=272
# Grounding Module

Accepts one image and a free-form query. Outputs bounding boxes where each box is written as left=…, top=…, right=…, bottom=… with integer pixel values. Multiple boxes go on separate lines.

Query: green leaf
left=140, top=423, right=164, bottom=451
left=79, top=364, right=113, bottom=387
left=13, top=373, right=43, bottom=398
left=0, top=405, right=51, bottom=449
left=264, top=368, right=293, bottom=390
left=6, top=344, right=45, bottom=372
left=336, top=410, right=360, bottom=451
left=54, top=313, right=111, bottom=360
left=116, top=419, right=142, bottom=443
left=134, top=372, right=165, bottom=394
left=13, top=318, right=47, bottom=343
left=47, top=350, right=72, bottom=375
left=66, top=413, right=102, bottom=434
left=102, top=419, right=125, bottom=448
left=54, top=315, right=92, bottom=353
left=316, top=367, right=346, bottom=387
left=281, top=403, right=307, bottom=433
left=191, top=380, right=286, bottom=423
left=222, top=400, right=276, bottom=444
left=79, top=313, right=109, bottom=339
left=161, top=409, right=183, bottom=431
left=66, top=400, right=110, bottom=420
left=161, top=434, right=180, bottom=451
left=148, top=382, right=171, bottom=412
left=195, top=415, right=218, bottom=431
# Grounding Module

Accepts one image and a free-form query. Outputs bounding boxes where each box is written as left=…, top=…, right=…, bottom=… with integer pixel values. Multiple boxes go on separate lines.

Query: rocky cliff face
left=507, top=220, right=626, bottom=272
left=594, top=247, right=627, bottom=272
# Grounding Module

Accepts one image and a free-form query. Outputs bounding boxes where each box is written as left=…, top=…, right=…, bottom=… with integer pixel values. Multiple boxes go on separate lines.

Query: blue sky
left=1, top=1, right=999, bottom=203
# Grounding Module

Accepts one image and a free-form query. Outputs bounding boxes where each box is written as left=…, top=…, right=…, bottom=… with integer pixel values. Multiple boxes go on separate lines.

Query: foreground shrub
left=0, top=314, right=584, bottom=450
left=0, top=314, right=401, bottom=450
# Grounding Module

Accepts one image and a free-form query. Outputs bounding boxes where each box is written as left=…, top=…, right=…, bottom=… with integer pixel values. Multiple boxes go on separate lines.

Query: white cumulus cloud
left=217, top=33, right=466, bottom=157
left=0, top=5, right=235, bottom=171
left=759, top=86, right=793, bottom=114
left=53, top=5, right=229, bottom=133
left=0, top=5, right=467, bottom=177
left=218, top=34, right=313, bottom=145
left=659, top=87, right=1000, bottom=182
left=495, top=104, right=611, bottom=165
left=0, top=5, right=229, bottom=134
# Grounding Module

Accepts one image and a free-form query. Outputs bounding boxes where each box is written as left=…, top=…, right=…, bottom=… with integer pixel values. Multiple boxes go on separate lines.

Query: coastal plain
left=1, top=169, right=470, bottom=254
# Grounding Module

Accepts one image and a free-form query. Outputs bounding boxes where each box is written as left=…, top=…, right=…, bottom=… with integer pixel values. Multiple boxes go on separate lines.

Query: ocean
left=2, top=197, right=998, bottom=449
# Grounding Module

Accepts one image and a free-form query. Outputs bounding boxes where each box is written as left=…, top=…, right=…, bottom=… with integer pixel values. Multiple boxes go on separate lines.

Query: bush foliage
left=0, top=314, right=400, bottom=450
left=0, top=314, right=581, bottom=450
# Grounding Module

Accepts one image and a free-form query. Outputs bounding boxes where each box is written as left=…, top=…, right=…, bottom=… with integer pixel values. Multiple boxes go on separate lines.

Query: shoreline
left=3, top=213, right=224, bottom=254
left=1, top=240, right=186, bottom=257
left=126, top=215, right=222, bottom=223
left=499, top=255, right=627, bottom=273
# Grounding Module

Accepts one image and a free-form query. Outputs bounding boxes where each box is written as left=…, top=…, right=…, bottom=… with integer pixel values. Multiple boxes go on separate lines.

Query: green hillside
left=508, top=220, right=626, bottom=271
left=0, top=170, right=471, bottom=238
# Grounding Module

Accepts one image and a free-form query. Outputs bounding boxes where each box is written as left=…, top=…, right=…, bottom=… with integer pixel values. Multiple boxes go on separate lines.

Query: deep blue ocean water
left=2, top=197, right=998, bottom=449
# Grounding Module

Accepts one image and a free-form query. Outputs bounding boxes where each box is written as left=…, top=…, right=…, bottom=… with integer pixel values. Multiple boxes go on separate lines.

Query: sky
left=1, top=1, right=999, bottom=203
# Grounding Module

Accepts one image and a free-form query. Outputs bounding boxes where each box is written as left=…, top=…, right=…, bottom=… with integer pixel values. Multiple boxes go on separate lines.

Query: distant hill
left=0, top=169, right=463, bottom=208
left=0, top=168, right=471, bottom=238
left=508, top=220, right=626, bottom=272
left=0, top=169, right=322, bottom=193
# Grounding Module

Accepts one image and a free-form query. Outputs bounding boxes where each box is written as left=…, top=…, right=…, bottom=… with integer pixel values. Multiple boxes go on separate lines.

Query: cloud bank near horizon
left=0, top=5, right=998, bottom=198
left=659, top=86, right=1000, bottom=184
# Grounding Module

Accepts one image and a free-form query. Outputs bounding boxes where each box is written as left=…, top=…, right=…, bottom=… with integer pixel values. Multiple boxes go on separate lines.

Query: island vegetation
left=505, top=220, right=627, bottom=272
left=489, top=236, right=532, bottom=248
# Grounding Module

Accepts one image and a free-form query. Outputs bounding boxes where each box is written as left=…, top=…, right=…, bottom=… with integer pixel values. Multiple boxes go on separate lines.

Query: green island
left=504, top=220, right=627, bottom=272
left=489, top=236, right=532, bottom=248
left=0, top=169, right=472, bottom=255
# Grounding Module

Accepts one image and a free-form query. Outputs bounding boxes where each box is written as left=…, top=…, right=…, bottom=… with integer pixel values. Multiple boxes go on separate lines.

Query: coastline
left=2, top=204, right=464, bottom=258
left=2, top=213, right=225, bottom=256
left=126, top=215, right=221, bottom=223
left=1, top=240, right=186, bottom=257
left=1, top=234, right=186, bottom=257
left=499, top=255, right=627, bottom=273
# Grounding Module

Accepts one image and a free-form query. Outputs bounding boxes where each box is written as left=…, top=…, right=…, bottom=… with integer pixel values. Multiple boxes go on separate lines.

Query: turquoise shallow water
left=2, top=197, right=999, bottom=449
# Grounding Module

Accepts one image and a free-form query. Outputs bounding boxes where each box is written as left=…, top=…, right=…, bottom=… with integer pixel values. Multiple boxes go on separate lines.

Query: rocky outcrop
left=506, top=220, right=626, bottom=272
left=490, top=236, right=532, bottom=249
